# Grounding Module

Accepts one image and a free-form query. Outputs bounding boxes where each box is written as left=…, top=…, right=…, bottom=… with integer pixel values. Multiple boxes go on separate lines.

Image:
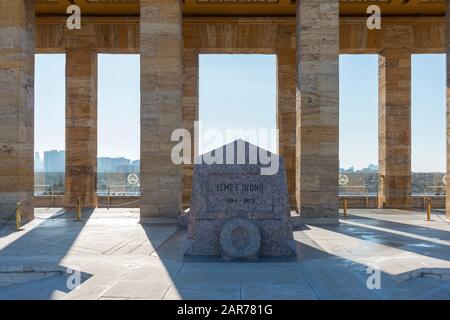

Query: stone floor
left=0, top=208, right=449, bottom=300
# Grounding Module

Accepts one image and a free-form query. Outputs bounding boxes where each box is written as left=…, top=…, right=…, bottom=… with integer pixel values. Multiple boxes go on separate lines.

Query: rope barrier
left=35, top=205, right=75, bottom=220
left=106, top=199, right=140, bottom=208
left=433, top=210, right=450, bottom=225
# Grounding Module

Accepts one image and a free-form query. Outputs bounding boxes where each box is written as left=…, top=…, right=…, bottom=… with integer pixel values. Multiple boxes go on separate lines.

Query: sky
left=35, top=53, right=446, bottom=172
left=35, top=54, right=66, bottom=156
left=339, top=55, right=378, bottom=171
left=199, top=54, right=277, bottom=154
left=411, top=54, right=446, bottom=172
left=97, top=54, right=140, bottom=160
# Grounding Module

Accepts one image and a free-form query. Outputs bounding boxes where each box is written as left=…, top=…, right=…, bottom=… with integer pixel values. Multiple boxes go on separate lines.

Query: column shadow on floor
left=0, top=208, right=95, bottom=299
left=318, top=216, right=450, bottom=262
left=0, top=270, right=92, bottom=300
left=141, top=223, right=450, bottom=299
left=346, top=211, right=450, bottom=239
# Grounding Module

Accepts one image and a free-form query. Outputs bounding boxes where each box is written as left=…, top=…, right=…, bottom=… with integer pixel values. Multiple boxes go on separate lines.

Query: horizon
left=34, top=149, right=447, bottom=174
left=35, top=53, right=446, bottom=173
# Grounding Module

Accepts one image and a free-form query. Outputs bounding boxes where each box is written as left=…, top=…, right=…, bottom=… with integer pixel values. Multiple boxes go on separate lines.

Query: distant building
left=131, top=160, right=140, bottom=172
left=44, top=150, right=65, bottom=172
left=42, top=150, right=65, bottom=190
left=131, top=160, right=140, bottom=168
left=98, top=157, right=131, bottom=173
left=38, top=153, right=140, bottom=173
left=340, top=164, right=378, bottom=173
left=34, top=152, right=44, bottom=172
left=361, top=164, right=378, bottom=173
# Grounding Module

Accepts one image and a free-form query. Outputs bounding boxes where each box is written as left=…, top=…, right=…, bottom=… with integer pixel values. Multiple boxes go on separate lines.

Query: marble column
left=277, top=48, right=296, bottom=209
left=182, top=48, right=199, bottom=209
left=296, top=0, right=340, bottom=224
left=0, top=0, right=35, bottom=222
left=378, top=49, right=412, bottom=209
left=64, top=48, right=98, bottom=208
left=140, top=0, right=183, bottom=220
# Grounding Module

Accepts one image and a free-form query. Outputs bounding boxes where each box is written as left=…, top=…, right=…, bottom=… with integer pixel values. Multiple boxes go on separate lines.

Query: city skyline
left=34, top=150, right=140, bottom=173
left=34, top=149, right=445, bottom=174
left=35, top=54, right=446, bottom=172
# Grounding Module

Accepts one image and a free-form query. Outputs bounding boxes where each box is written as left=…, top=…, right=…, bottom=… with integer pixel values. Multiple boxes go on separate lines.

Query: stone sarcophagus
left=185, top=140, right=296, bottom=259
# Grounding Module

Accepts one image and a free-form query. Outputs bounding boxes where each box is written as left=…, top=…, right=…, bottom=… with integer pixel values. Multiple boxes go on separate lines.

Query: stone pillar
left=378, top=49, right=411, bottom=209
left=140, top=0, right=183, bottom=220
left=64, top=48, right=98, bottom=208
left=182, top=48, right=199, bottom=209
left=277, top=48, right=296, bottom=209
left=0, top=0, right=35, bottom=222
left=296, top=0, right=340, bottom=224
left=446, top=0, right=450, bottom=219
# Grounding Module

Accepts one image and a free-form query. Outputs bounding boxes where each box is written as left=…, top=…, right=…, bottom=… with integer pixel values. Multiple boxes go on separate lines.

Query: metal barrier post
left=426, top=198, right=431, bottom=221
left=76, top=198, right=82, bottom=221
left=51, top=186, right=55, bottom=207
left=107, top=187, right=111, bottom=210
left=423, top=187, right=427, bottom=209
left=365, top=187, right=369, bottom=209
left=343, top=198, right=348, bottom=218
left=16, top=202, right=22, bottom=231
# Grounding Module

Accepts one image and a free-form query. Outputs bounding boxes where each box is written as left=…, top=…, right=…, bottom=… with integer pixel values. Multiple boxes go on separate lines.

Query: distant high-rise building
left=44, top=150, right=65, bottom=173
left=98, top=157, right=131, bottom=172
left=34, top=152, right=44, bottom=172
left=131, top=160, right=140, bottom=167
left=131, top=160, right=140, bottom=172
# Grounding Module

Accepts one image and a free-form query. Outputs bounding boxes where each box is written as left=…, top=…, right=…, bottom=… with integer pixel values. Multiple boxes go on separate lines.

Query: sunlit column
left=182, top=48, right=199, bottom=209
left=296, top=0, right=340, bottom=224
left=277, top=48, right=296, bottom=209
left=0, top=0, right=35, bottom=222
left=378, top=49, right=412, bottom=209
left=140, top=0, right=183, bottom=220
left=65, top=48, right=98, bottom=208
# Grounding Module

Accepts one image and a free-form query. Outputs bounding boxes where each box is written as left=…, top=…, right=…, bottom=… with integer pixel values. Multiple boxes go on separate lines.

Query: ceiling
left=34, top=0, right=447, bottom=17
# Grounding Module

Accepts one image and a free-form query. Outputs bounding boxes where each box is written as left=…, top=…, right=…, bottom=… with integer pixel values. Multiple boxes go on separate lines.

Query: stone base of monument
left=177, top=209, right=190, bottom=228
left=184, top=140, right=297, bottom=259
left=185, top=218, right=297, bottom=258
left=290, top=211, right=302, bottom=230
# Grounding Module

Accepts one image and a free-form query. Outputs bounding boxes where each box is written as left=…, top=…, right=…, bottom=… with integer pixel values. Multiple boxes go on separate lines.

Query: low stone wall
left=97, top=196, right=140, bottom=208
left=34, top=196, right=140, bottom=208
left=34, top=196, right=65, bottom=208
left=339, top=196, right=445, bottom=209
left=339, top=172, right=446, bottom=196
left=339, top=195, right=378, bottom=209
left=34, top=195, right=445, bottom=210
